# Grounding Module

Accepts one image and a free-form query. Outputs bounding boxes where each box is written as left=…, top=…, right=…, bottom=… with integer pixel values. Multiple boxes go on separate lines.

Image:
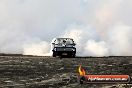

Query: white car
left=51, top=38, right=76, bottom=57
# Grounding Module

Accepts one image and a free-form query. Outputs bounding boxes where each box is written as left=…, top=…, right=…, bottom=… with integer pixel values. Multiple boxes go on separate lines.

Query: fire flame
left=78, top=65, right=86, bottom=76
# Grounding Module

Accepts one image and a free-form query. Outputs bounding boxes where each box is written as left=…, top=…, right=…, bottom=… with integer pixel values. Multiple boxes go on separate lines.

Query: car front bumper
left=52, top=47, right=76, bottom=55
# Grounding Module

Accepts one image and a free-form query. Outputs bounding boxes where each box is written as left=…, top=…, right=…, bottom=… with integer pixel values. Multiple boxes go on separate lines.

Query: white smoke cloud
left=0, top=0, right=132, bottom=56
left=62, top=28, right=83, bottom=56
left=23, top=41, right=50, bottom=56
left=61, top=25, right=109, bottom=56
left=107, top=23, right=132, bottom=56
left=62, top=23, right=132, bottom=56
left=84, top=40, right=109, bottom=56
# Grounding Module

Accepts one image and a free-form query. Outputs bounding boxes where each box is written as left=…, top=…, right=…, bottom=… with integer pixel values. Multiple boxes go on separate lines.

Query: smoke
left=84, top=40, right=108, bottom=56
left=23, top=41, right=50, bottom=56
left=62, top=23, right=132, bottom=56
left=61, top=25, right=109, bottom=56
left=107, top=23, right=132, bottom=56
left=0, top=0, right=132, bottom=56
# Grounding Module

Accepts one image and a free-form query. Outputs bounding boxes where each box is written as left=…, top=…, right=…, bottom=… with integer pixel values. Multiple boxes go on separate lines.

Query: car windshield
left=56, top=38, right=74, bottom=44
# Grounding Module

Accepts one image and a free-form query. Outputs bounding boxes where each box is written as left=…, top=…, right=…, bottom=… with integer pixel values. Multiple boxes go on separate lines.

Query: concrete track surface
left=0, top=55, right=131, bottom=88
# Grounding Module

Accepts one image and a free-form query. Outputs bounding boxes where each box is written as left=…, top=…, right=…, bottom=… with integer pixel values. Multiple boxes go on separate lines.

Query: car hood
left=55, top=44, right=75, bottom=47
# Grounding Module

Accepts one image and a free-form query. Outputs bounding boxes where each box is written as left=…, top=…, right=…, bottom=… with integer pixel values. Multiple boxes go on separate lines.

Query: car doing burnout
left=51, top=38, right=76, bottom=57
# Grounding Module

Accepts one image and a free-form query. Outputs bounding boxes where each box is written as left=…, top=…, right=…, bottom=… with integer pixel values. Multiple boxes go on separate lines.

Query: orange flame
left=78, top=65, right=86, bottom=76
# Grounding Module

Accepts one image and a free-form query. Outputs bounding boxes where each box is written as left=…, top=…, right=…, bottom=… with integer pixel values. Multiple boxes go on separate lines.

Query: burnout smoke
left=23, top=41, right=50, bottom=56
left=0, top=0, right=132, bottom=56
left=62, top=25, right=109, bottom=56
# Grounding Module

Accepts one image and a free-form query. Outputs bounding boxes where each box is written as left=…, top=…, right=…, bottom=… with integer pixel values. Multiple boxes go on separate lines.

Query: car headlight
left=72, top=48, right=75, bottom=51
left=54, top=48, right=57, bottom=51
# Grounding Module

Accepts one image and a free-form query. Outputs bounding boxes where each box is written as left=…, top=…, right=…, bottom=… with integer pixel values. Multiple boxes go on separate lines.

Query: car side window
left=53, top=39, right=58, bottom=44
left=55, top=39, right=61, bottom=45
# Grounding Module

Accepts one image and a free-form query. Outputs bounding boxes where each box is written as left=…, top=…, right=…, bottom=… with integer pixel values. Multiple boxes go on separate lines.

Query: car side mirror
left=73, top=43, right=76, bottom=46
left=52, top=43, right=55, bottom=45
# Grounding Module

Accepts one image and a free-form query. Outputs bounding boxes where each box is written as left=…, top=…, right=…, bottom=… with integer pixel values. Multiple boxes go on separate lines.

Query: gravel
left=0, top=55, right=131, bottom=88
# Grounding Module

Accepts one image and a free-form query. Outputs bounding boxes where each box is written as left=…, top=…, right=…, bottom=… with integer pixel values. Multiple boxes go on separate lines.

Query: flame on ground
left=78, top=65, right=86, bottom=76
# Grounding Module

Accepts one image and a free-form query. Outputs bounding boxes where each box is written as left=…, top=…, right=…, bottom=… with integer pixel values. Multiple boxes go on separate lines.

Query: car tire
left=52, top=52, right=56, bottom=57
left=71, top=54, right=75, bottom=58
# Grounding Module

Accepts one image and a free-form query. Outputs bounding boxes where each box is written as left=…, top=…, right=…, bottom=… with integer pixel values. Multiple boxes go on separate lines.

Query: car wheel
left=52, top=52, right=56, bottom=57
left=72, top=54, right=75, bottom=58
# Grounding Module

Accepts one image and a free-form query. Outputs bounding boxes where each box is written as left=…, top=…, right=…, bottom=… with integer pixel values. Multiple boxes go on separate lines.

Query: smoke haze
left=0, top=0, right=132, bottom=56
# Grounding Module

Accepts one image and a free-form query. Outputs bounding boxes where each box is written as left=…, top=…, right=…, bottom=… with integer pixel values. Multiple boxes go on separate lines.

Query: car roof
left=51, top=38, right=74, bottom=43
left=56, top=38, right=73, bottom=40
